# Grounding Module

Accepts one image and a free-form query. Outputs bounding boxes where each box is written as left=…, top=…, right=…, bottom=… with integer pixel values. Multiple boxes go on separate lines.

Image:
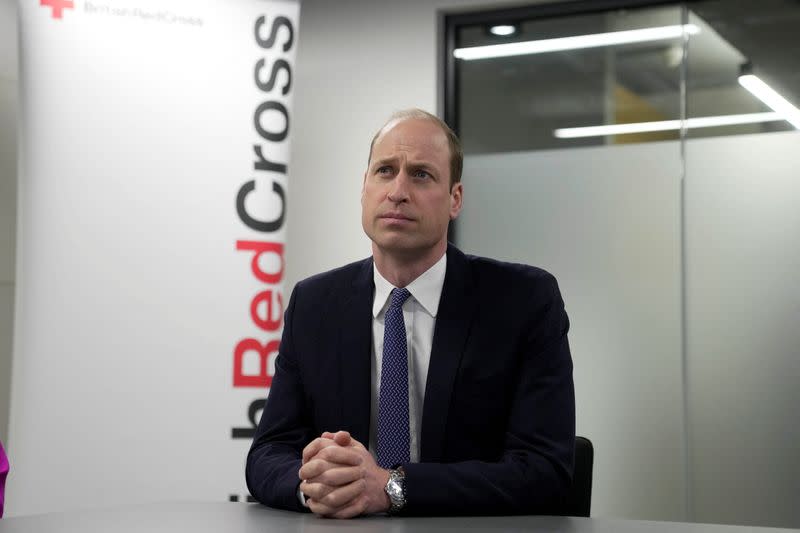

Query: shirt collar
left=372, top=253, right=447, bottom=318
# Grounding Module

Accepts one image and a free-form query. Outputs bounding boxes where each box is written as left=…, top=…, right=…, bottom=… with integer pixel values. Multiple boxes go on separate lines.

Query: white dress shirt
left=369, top=253, right=447, bottom=463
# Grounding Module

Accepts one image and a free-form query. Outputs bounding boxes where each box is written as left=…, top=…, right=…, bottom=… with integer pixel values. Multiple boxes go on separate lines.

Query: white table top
left=1, top=502, right=798, bottom=533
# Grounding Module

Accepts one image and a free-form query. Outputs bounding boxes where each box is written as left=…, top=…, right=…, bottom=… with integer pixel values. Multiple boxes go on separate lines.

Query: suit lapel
left=337, top=258, right=374, bottom=445
left=420, top=245, right=477, bottom=462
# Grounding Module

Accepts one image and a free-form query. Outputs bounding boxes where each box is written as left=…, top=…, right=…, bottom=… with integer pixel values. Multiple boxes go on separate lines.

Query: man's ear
left=361, top=171, right=367, bottom=204
left=449, top=182, right=463, bottom=220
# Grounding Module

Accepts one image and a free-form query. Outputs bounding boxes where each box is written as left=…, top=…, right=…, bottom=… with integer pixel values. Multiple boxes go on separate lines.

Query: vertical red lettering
left=236, top=240, right=285, bottom=284
left=250, top=290, right=283, bottom=331
left=233, top=338, right=280, bottom=387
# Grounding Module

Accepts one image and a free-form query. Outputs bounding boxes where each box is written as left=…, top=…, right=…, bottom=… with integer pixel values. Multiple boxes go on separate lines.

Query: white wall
left=0, top=0, right=18, bottom=446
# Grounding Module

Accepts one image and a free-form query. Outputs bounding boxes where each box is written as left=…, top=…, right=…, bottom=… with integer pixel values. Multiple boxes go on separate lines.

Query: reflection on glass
left=686, top=0, right=800, bottom=138
left=456, top=6, right=685, bottom=153
left=455, top=1, right=800, bottom=153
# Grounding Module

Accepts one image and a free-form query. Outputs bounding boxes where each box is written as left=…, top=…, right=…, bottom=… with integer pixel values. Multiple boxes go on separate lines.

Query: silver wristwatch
left=384, top=468, right=406, bottom=514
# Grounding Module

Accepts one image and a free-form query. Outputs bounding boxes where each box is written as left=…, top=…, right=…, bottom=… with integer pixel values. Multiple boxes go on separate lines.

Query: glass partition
left=682, top=1, right=800, bottom=527
left=686, top=1, right=798, bottom=138
left=445, top=0, right=800, bottom=528
left=455, top=5, right=684, bottom=152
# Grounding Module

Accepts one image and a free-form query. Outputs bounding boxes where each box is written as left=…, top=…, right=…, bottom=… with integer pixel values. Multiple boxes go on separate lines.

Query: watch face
left=387, top=480, right=403, bottom=499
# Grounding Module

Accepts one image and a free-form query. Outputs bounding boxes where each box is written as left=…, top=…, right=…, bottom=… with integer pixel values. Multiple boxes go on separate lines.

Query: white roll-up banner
left=9, top=0, right=297, bottom=516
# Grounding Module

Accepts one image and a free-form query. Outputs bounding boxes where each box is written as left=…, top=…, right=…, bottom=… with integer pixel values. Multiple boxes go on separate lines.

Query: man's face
left=361, top=118, right=463, bottom=260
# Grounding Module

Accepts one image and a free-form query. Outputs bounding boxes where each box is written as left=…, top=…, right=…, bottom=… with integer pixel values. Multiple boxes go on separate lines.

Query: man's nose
left=387, top=171, right=411, bottom=202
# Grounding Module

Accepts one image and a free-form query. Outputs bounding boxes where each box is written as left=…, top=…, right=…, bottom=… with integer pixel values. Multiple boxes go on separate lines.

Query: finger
left=321, top=431, right=336, bottom=439
left=315, top=445, right=363, bottom=466
left=306, top=464, right=364, bottom=487
left=300, top=480, right=334, bottom=503
left=332, top=431, right=352, bottom=447
left=302, top=437, right=335, bottom=464
left=300, top=450, right=363, bottom=479
left=309, top=479, right=367, bottom=516
left=302, top=437, right=338, bottom=464
left=299, top=458, right=341, bottom=480
left=300, top=448, right=363, bottom=479
left=301, top=438, right=323, bottom=465
left=307, top=498, right=331, bottom=517
left=318, top=478, right=367, bottom=510
left=328, top=495, right=368, bottom=519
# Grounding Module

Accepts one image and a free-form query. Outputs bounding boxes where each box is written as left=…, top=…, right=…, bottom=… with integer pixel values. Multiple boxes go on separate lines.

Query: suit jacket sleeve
left=402, top=271, right=575, bottom=515
left=245, top=283, right=311, bottom=512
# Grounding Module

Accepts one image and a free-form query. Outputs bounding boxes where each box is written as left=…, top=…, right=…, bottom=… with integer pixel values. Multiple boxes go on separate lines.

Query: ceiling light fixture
left=738, top=74, right=800, bottom=129
left=553, top=112, right=783, bottom=138
left=454, top=24, right=700, bottom=60
left=489, top=24, right=518, bottom=37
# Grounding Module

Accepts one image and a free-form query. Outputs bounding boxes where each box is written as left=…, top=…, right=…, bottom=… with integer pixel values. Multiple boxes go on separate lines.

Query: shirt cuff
left=297, top=482, right=309, bottom=508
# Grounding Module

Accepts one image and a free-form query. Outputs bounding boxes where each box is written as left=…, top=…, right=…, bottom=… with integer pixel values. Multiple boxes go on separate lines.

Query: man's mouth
left=380, top=212, right=413, bottom=221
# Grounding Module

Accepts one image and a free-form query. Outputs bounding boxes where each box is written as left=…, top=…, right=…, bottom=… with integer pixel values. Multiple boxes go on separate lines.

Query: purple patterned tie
left=377, top=287, right=412, bottom=469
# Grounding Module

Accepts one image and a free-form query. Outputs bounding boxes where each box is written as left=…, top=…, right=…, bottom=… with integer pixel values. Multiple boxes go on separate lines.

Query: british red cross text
left=231, top=13, right=294, bottom=443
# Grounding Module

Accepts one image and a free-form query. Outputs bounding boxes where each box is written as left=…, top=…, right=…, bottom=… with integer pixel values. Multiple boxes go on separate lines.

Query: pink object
left=0, top=440, right=8, bottom=518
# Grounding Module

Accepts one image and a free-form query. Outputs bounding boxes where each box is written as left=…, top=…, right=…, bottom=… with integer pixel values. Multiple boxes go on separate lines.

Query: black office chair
left=563, top=436, right=594, bottom=517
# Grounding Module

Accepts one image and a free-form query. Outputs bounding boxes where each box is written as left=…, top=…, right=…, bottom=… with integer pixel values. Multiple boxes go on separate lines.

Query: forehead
left=372, top=118, right=450, bottom=161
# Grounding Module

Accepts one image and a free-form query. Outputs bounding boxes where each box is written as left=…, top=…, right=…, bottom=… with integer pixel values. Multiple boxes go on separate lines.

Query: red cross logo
left=41, top=0, right=74, bottom=19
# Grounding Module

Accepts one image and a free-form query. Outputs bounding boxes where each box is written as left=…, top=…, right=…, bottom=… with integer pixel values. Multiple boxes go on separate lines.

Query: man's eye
left=413, top=170, right=431, bottom=179
left=377, top=166, right=392, bottom=174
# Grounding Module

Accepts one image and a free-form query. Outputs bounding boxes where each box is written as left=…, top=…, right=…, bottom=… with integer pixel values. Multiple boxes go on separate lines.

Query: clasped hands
left=298, top=431, right=391, bottom=518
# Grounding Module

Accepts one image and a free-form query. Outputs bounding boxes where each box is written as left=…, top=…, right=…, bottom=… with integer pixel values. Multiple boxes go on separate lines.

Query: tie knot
left=389, top=288, right=411, bottom=310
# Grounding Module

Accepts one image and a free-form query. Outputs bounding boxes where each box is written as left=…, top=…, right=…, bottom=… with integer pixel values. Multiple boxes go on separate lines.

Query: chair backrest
left=564, top=436, right=594, bottom=517
left=0, top=440, right=8, bottom=518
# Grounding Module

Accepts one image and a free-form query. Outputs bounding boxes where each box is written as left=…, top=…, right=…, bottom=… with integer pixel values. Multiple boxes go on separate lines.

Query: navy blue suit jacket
left=245, top=244, right=575, bottom=515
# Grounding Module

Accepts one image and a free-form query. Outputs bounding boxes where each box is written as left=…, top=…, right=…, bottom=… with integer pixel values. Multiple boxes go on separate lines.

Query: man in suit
left=246, top=109, right=575, bottom=518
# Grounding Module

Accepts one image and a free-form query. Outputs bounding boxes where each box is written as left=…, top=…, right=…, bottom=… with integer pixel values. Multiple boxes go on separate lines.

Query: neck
left=372, top=241, right=447, bottom=288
